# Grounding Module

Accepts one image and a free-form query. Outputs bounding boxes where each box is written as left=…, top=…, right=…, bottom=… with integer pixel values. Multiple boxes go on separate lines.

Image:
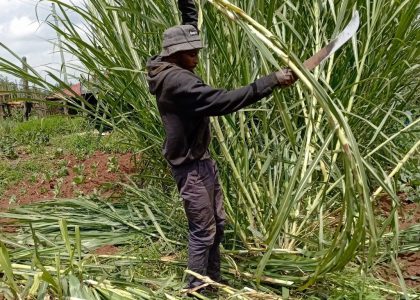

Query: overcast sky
left=0, top=0, right=85, bottom=85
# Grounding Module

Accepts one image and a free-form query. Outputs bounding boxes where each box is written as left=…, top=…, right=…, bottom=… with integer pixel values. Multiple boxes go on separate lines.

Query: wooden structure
left=0, top=92, right=12, bottom=119
left=45, top=81, right=101, bottom=119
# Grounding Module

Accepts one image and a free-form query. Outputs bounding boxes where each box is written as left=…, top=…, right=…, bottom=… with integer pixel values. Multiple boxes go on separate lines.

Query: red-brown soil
left=375, top=194, right=420, bottom=291
left=375, top=252, right=420, bottom=291
left=377, top=192, right=420, bottom=230
left=0, top=151, right=140, bottom=210
left=93, top=245, right=121, bottom=256
left=0, top=151, right=140, bottom=254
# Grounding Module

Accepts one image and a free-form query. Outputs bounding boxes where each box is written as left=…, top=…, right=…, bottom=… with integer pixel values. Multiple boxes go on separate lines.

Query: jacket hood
left=146, top=55, right=179, bottom=95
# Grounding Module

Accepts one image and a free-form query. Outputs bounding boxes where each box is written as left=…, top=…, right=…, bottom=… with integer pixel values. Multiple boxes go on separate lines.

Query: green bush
left=0, top=135, right=18, bottom=159
left=10, top=116, right=86, bottom=144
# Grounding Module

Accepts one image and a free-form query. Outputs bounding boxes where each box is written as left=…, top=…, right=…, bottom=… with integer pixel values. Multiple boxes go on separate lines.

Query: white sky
left=0, top=0, right=86, bottom=85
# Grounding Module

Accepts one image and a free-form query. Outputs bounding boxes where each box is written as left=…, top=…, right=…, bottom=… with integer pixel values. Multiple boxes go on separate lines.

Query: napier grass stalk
left=208, top=0, right=377, bottom=284
left=371, top=139, right=420, bottom=200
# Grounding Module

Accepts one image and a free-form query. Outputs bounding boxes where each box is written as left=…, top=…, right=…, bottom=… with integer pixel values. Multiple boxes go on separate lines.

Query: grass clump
left=5, top=116, right=85, bottom=144
left=51, top=130, right=135, bottom=158
left=0, top=159, right=53, bottom=198
left=0, top=116, right=87, bottom=156
left=0, top=115, right=133, bottom=159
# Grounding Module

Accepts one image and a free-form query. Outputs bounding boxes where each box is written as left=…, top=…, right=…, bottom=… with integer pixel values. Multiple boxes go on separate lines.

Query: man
left=146, top=0, right=296, bottom=291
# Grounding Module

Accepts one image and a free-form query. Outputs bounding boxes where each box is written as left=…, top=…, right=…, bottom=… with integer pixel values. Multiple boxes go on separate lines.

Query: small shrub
left=0, top=136, right=18, bottom=159
left=107, top=156, right=119, bottom=173
left=57, top=166, right=69, bottom=178
left=72, top=163, right=86, bottom=185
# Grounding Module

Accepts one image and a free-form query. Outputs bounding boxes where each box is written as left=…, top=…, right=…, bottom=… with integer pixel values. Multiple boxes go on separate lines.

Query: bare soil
left=0, top=151, right=141, bottom=255
left=93, top=245, right=121, bottom=255
left=377, top=192, right=420, bottom=230
left=374, top=194, right=420, bottom=291
left=0, top=151, right=139, bottom=210
left=375, top=252, right=420, bottom=291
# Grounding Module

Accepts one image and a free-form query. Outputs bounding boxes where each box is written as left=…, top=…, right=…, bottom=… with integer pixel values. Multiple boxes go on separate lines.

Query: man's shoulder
left=164, top=68, right=203, bottom=88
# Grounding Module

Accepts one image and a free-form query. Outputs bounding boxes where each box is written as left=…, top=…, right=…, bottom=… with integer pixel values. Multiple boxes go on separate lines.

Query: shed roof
left=62, top=82, right=82, bottom=97
left=46, top=82, right=85, bottom=101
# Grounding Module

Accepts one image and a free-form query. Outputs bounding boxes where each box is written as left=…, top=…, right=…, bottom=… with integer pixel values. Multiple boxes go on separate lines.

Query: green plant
left=0, top=194, right=186, bottom=299
left=41, top=170, right=54, bottom=183
left=1, top=194, right=418, bottom=299
left=107, top=155, right=119, bottom=173
left=398, top=162, right=420, bottom=203
left=53, top=178, right=64, bottom=198
left=0, top=163, right=22, bottom=197
left=72, top=163, right=86, bottom=185
left=54, top=147, right=64, bottom=158
left=0, top=0, right=419, bottom=297
left=0, top=136, right=18, bottom=159
left=10, top=116, right=84, bottom=143
left=54, top=133, right=98, bottom=157
left=56, top=165, right=69, bottom=178
left=29, top=173, right=38, bottom=183
left=7, top=195, right=17, bottom=206
left=91, top=161, right=99, bottom=177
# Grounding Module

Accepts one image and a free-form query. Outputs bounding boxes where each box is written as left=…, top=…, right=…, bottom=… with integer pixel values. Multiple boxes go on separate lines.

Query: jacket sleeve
left=178, top=0, right=198, bottom=28
left=168, top=71, right=279, bottom=117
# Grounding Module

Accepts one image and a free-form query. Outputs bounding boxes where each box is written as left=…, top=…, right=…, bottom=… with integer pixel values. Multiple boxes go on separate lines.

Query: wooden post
left=35, top=84, right=47, bottom=117
left=5, top=78, right=11, bottom=118
left=0, top=80, right=10, bottom=119
left=0, top=84, right=4, bottom=120
left=22, top=56, right=32, bottom=121
left=0, top=80, right=4, bottom=119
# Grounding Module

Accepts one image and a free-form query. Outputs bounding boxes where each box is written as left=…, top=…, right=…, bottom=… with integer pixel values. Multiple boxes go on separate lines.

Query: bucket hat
left=160, top=24, right=203, bottom=57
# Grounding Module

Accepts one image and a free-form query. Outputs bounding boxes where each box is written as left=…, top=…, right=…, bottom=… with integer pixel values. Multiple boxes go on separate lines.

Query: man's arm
left=178, top=0, right=198, bottom=28
left=166, top=70, right=281, bottom=117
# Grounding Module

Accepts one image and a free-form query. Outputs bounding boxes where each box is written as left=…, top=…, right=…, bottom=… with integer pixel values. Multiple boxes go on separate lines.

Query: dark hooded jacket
left=146, top=55, right=279, bottom=166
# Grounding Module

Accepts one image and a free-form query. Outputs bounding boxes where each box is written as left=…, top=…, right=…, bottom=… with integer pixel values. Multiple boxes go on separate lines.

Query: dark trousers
left=24, top=102, right=32, bottom=121
left=172, top=159, right=226, bottom=288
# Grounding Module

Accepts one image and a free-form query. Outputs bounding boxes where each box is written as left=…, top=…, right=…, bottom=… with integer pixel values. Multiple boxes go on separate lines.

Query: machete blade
left=304, top=11, right=360, bottom=70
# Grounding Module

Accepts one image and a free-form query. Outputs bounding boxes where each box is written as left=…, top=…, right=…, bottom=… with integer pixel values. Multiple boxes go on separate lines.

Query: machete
left=304, top=11, right=360, bottom=70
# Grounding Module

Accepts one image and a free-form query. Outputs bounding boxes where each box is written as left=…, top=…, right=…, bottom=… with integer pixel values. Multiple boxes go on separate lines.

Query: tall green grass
left=0, top=0, right=419, bottom=297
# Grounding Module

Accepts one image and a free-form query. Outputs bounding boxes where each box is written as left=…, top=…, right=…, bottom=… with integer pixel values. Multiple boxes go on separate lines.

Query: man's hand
left=275, top=68, right=297, bottom=87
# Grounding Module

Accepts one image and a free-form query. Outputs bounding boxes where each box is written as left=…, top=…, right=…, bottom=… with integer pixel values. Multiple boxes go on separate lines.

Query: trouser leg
left=172, top=159, right=226, bottom=288
left=207, top=161, right=225, bottom=282
left=24, top=102, right=32, bottom=121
